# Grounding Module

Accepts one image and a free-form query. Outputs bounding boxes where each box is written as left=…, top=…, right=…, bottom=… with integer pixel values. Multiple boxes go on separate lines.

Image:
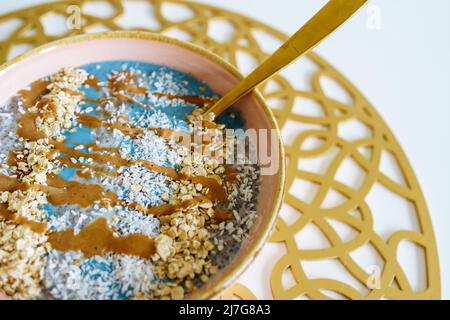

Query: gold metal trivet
left=0, top=0, right=440, bottom=299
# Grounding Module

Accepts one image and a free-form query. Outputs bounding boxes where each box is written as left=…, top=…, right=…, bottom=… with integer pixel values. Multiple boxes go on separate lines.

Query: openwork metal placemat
left=0, top=0, right=440, bottom=299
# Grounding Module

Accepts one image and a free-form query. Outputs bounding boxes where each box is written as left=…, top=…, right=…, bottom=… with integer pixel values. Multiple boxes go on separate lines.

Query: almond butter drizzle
left=224, top=166, right=239, bottom=184
left=17, top=112, right=47, bottom=141
left=151, top=92, right=216, bottom=107
left=0, top=204, right=47, bottom=234
left=78, top=112, right=215, bottom=154
left=57, top=156, right=118, bottom=179
left=7, top=150, right=22, bottom=168
left=212, top=207, right=232, bottom=223
left=63, top=141, right=121, bottom=154
left=53, top=139, right=227, bottom=202
left=40, top=174, right=120, bottom=208
left=48, top=217, right=155, bottom=259
left=132, top=197, right=220, bottom=218
left=0, top=173, right=26, bottom=192
left=128, top=197, right=201, bottom=217
left=84, top=76, right=101, bottom=91
left=107, top=71, right=147, bottom=95
left=0, top=171, right=226, bottom=227
left=149, top=93, right=218, bottom=128
left=77, top=113, right=175, bottom=140
left=17, top=80, right=50, bottom=108
left=0, top=73, right=237, bottom=260
left=113, top=92, right=153, bottom=109
left=78, top=113, right=145, bottom=138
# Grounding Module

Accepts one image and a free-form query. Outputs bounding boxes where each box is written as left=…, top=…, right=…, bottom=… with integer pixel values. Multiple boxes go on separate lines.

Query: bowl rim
left=0, top=30, right=286, bottom=300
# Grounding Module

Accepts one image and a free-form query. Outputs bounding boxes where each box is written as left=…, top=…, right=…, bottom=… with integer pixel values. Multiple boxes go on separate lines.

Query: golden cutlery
left=206, top=0, right=368, bottom=116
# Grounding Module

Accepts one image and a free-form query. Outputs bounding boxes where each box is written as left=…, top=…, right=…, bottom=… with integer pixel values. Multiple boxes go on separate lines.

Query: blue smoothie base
left=43, top=60, right=246, bottom=300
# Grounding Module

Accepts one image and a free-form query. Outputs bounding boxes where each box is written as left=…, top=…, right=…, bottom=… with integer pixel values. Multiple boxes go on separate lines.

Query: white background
left=0, top=0, right=449, bottom=299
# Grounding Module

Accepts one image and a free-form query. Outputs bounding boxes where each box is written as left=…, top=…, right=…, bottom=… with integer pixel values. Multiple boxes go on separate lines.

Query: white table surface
left=0, top=0, right=449, bottom=299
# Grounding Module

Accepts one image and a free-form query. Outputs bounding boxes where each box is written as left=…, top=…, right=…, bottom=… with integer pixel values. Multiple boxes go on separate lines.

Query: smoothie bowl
left=0, top=31, right=284, bottom=300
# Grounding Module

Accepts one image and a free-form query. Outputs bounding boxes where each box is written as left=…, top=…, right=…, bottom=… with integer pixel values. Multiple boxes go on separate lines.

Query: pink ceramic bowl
left=0, top=31, right=285, bottom=300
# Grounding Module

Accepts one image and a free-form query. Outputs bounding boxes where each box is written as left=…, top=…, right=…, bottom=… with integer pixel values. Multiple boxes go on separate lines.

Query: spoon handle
left=207, top=0, right=367, bottom=116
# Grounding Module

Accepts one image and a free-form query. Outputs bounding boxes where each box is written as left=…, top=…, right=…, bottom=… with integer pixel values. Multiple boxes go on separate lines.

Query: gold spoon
left=206, top=0, right=368, bottom=116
